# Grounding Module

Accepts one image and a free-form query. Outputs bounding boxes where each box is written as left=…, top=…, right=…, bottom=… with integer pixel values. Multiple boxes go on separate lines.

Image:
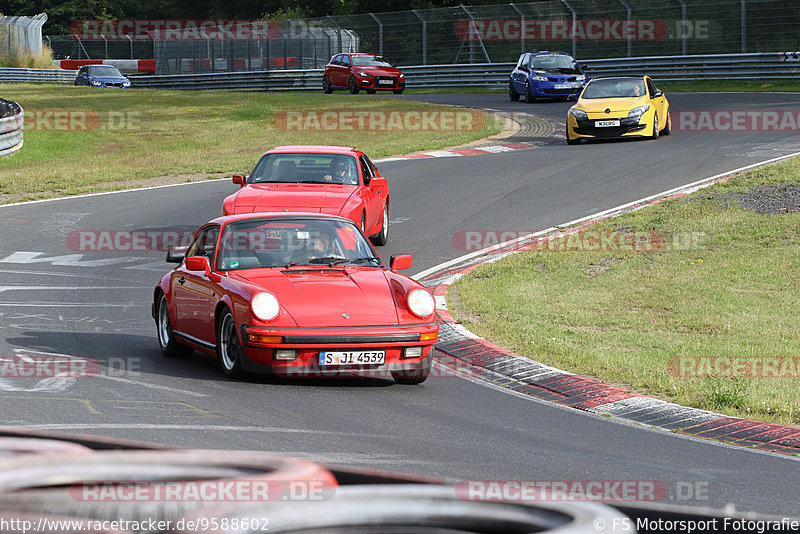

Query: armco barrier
left=0, top=67, right=77, bottom=84
left=0, top=99, right=24, bottom=157
left=2, top=52, right=798, bottom=90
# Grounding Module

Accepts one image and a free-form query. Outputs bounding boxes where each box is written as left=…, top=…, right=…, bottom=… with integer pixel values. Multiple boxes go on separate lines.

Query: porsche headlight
left=628, top=104, right=650, bottom=120
left=407, top=289, right=435, bottom=319
left=251, top=292, right=280, bottom=321
left=570, top=108, right=588, bottom=119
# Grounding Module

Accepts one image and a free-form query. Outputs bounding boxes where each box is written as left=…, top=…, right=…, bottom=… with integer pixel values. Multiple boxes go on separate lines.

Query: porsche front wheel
left=156, top=293, right=192, bottom=358
left=218, top=308, right=244, bottom=378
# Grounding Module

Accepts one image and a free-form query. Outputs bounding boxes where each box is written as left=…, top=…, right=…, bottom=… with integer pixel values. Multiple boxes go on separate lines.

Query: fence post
left=618, top=0, right=632, bottom=57
left=676, top=0, right=688, bottom=55
left=510, top=3, right=525, bottom=55
left=560, top=0, right=578, bottom=58
left=412, top=10, right=427, bottom=65
left=741, top=0, right=747, bottom=53
left=328, top=16, right=342, bottom=53
left=368, top=13, right=383, bottom=56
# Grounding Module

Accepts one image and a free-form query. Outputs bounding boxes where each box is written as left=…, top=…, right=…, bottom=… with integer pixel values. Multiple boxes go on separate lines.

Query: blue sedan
left=75, top=65, right=131, bottom=88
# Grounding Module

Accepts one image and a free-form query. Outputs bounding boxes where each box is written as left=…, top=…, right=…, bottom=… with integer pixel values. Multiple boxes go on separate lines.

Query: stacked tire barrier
left=0, top=99, right=24, bottom=157
left=0, top=431, right=639, bottom=534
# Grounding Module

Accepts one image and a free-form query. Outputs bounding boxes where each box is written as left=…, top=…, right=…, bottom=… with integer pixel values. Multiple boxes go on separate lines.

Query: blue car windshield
left=582, top=79, right=647, bottom=99
left=90, top=66, right=124, bottom=77
left=530, top=55, right=579, bottom=73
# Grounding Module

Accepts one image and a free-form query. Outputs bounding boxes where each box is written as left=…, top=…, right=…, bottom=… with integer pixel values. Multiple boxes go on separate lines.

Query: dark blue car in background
left=509, top=51, right=587, bottom=103
left=74, top=65, right=131, bottom=88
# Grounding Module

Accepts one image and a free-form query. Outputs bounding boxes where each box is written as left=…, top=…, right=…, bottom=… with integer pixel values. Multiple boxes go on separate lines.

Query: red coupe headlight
left=251, top=292, right=280, bottom=321
left=407, top=289, right=435, bottom=319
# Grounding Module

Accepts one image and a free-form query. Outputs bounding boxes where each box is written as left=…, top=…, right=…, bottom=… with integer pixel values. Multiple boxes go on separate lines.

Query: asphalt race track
left=1, top=92, right=799, bottom=516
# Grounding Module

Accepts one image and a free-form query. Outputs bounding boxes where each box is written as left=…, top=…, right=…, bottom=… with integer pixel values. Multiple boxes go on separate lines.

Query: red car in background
left=222, top=145, right=390, bottom=246
left=322, top=53, right=405, bottom=94
left=153, top=213, right=438, bottom=384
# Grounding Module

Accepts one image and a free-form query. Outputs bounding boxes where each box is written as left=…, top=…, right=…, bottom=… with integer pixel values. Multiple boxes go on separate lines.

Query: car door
left=646, top=77, right=668, bottom=127
left=339, top=55, right=352, bottom=86
left=330, top=55, right=345, bottom=86
left=171, top=225, right=220, bottom=345
left=75, top=66, right=88, bottom=86
left=511, top=53, right=529, bottom=93
left=360, top=155, right=386, bottom=234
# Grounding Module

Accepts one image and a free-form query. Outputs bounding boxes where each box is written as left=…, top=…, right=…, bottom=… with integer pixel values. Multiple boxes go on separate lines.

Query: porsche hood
left=230, top=183, right=357, bottom=215
left=233, top=268, right=400, bottom=327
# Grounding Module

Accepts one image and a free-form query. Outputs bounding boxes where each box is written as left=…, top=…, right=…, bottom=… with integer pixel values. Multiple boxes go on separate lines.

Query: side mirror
left=185, top=255, right=211, bottom=274
left=390, top=254, right=413, bottom=271
left=232, top=174, right=246, bottom=186
left=652, top=90, right=663, bottom=98
left=166, top=247, right=186, bottom=263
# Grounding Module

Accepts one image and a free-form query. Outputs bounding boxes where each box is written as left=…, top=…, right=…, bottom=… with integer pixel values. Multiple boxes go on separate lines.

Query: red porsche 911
left=222, top=146, right=390, bottom=246
left=153, top=213, right=438, bottom=384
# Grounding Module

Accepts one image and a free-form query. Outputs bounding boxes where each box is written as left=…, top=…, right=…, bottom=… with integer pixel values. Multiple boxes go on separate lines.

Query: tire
left=217, top=308, right=244, bottom=378
left=509, top=80, right=520, bottom=101
left=525, top=81, right=536, bottom=103
left=662, top=109, right=671, bottom=135
left=370, top=203, right=389, bottom=246
left=651, top=112, right=660, bottom=140
left=348, top=76, right=359, bottom=94
left=155, top=292, right=192, bottom=358
left=391, top=366, right=430, bottom=385
left=366, top=89, right=376, bottom=94
left=322, top=75, right=333, bottom=94
left=392, top=89, right=404, bottom=94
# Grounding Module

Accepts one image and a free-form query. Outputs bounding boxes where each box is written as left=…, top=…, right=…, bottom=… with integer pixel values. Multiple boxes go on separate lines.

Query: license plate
left=378, top=80, right=393, bottom=85
left=595, top=120, right=620, bottom=127
left=319, top=351, right=385, bottom=365
left=554, top=83, right=580, bottom=89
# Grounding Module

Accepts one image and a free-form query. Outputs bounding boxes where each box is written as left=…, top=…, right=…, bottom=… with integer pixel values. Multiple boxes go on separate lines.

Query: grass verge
left=450, top=156, right=800, bottom=426
left=0, top=84, right=500, bottom=203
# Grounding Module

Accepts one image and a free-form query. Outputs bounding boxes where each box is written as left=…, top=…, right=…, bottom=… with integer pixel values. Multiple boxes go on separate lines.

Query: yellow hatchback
left=566, top=76, right=670, bottom=145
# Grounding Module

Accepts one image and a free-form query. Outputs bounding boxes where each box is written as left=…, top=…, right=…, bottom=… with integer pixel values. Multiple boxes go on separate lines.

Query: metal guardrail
left=1, top=52, right=798, bottom=91
left=0, top=99, right=24, bottom=157
left=0, top=68, right=77, bottom=84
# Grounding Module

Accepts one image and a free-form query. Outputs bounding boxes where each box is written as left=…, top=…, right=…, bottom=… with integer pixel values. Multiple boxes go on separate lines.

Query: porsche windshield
left=248, top=153, right=359, bottom=185
left=217, top=218, right=381, bottom=270
left=582, top=78, right=647, bottom=99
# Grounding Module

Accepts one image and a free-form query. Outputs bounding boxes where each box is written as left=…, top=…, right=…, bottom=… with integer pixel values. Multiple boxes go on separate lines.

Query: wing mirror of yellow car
left=390, top=254, right=413, bottom=272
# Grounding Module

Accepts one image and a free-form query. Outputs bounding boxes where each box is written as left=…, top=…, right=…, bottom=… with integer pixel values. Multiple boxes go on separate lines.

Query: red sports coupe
left=322, top=53, right=405, bottom=94
left=222, top=146, right=390, bottom=246
left=153, top=213, right=438, bottom=384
